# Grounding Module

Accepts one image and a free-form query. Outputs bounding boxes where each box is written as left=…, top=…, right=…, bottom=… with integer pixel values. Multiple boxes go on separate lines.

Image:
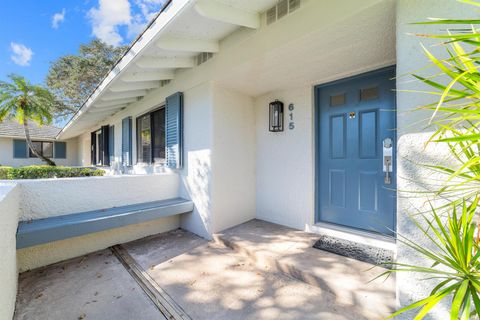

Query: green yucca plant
left=383, top=199, right=480, bottom=319
left=383, top=1, right=480, bottom=318
left=410, top=2, right=480, bottom=200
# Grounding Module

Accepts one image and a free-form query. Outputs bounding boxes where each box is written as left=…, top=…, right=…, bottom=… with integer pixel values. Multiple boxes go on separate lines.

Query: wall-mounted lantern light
left=269, top=100, right=284, bottom=132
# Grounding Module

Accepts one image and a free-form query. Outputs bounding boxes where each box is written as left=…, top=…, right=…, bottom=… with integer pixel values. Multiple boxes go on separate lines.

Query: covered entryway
left=316, top=67, right=396, bottom=236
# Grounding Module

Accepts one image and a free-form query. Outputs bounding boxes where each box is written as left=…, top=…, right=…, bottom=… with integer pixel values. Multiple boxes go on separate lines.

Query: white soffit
left=58, top=0, right=277, bottom=139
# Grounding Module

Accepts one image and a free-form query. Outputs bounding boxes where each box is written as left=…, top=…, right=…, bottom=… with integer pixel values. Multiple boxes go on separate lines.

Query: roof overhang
left=58, top=0, right=278, bottom=140
left=0, top=135, right=57, bottom=141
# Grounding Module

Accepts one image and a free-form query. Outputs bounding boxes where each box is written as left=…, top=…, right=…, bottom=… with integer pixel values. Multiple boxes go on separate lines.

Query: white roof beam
left=79, top=114, right=113, bottom=121
left=195, top=0, right=260, bottom=29
left=156, top=36, right=219, bottom=53
left=89, top=105, right=128, bottom=113
left=121, top=70, right=175, bottom=82
left=95, top=98, right=138, bottom=108
left=136, top=57, right=195, bottom=69
left=109, top=81, right=159, bottom=92
left=100, top=90, right=147, bottom=101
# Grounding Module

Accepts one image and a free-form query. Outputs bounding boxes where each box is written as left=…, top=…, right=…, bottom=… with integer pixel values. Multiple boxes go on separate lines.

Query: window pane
left=29, top=141, right=42, bottom=157
left=97, top=132, right=103, bottom=165
left=360, top=87, right=379, bottom=101
left=330, top=93, right=346, bottom=107
left=151, top=108, right=165, bottom=163
left=137, top=114, right=151, bottom=163
left=42, top=142, right=53, bottom=158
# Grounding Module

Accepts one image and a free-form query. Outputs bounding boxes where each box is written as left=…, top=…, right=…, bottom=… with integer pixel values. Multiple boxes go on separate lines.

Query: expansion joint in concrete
left=110, top=245, right=192, bottom=320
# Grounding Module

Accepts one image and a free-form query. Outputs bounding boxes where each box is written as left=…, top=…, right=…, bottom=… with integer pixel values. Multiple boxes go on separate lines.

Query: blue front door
left=316, top=67, right=396, bottom=236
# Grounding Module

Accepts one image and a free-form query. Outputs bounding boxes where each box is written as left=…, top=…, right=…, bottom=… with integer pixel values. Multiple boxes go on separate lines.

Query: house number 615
left=288, top=103, right=295, bottom=130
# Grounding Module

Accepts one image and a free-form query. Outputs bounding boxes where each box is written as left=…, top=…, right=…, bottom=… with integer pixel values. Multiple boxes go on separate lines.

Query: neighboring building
left=0, top=1, right=470, bottom=319
left=0, top=120, right=78, bottom=167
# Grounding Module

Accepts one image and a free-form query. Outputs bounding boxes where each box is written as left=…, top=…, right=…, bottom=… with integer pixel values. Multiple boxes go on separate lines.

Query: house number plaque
left=288, top=103, right=295, bottom=130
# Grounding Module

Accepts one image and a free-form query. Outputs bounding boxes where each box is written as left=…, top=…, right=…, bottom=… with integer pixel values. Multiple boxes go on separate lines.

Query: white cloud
left=10, top=43, right=33, bottom=66
left=88, top=0, right=132, bottom=46
left=52, top=9, right=66, bottom=29
left=136, top=0, right=165, bottom=21
left=127, top=0, right=166, bottom=38
left=87, top=0, right=166, bottom=46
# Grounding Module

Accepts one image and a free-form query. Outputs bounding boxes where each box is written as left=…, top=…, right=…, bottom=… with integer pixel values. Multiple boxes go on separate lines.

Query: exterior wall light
left=269, top=100, right=284, bottom=132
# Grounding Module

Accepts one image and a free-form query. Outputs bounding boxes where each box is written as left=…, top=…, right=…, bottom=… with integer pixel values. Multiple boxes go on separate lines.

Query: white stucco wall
left=395, top=1, right=476, bottom=318
left=211, top=84, right=256, bottom=232
left=255, top=86, right=314, bottom=230
left=178, top=82, right=214, bottom=239
left=178, top=82, right=257, bottom=238
left=18, top=173, right=179, bottom=220
left=0, top=137, right=79, bottom=167
left=0, top=183, right=19, bottom=320
left=16, top=174, right=181, bottom=271
left=17, top=216, right=179, bottom=272
left=77, top=131, right=91, bottom=167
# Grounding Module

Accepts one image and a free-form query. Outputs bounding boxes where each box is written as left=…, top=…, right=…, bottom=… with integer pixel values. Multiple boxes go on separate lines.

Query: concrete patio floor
left=15, top=249, right=164, bottom=320
left=14, top=220, right=395, bottom=320
left=215, top=219, right=396, bottom=316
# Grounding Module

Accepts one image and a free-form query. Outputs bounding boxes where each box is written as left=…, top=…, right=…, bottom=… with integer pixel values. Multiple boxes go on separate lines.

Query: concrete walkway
left=215, top=219, right=396, bottom=319
left=15, top=221, right=395, bottom=320
left=15, top=249, right=164, bottom=320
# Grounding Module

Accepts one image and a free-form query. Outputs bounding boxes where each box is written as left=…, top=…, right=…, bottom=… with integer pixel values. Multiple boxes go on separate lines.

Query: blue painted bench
left=16, top=197, right=193, bottom=249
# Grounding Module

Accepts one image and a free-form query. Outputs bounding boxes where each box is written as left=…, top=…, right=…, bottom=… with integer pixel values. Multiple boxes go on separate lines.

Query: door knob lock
left=383, top=138, right=393, bottom=185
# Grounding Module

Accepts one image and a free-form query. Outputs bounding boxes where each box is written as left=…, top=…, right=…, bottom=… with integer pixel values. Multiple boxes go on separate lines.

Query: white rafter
left=109, top=81, right=159, bottom=92
left=121, top=70, right=175, bottom=82
left=136, top=57, right=195, bottom=69
left=89, top=105, right=128, bottom=113
left=94, top=98, right=138, bottom=108
left=100, top=90, right=147, bottom=101
left=195, top=0, right=260, bottom=29
left=156, top=36, right=219, bottom=53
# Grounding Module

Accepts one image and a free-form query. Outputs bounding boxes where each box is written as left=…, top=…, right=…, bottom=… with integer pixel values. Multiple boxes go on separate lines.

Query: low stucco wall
left=16, top=174, right=182, bottom=271
left=17, top=216, right=179, bottom=272
left=18, top=173, right=179, bottom=220
left=0, top=183, right=20, bottom=320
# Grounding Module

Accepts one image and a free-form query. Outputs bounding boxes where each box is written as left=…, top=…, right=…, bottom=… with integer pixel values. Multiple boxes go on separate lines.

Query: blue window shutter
left=165, top=92, right=183, bottom=169
left=122, top=117, right=132, bottom=166
left=91, top=132, right=96, bottom=165
left=13, top=140, right=27, bottom=158
left=109, top=125, right=115, bottom=164
left=101, top=125, right=110, bottom=166
left=54, top=142, right=67, bottom=159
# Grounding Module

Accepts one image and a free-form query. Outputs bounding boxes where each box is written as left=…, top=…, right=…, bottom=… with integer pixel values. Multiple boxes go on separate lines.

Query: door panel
left=316, top=67, right=396, bottom=236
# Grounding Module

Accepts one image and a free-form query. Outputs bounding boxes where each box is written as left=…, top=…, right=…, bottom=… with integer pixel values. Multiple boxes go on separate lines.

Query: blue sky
left=0, top=0, right=166, bottom=85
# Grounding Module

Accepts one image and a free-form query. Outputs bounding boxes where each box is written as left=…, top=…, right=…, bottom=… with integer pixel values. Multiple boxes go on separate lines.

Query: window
left=90, top=125, right=110, bottom=166
left=29, top=141, right=53, bottom=158
left=360, top=87, right=379, bottom=101
left=136, top=108, right=165, bottom=164
left=330, top=93, right=346, bottom=107
left=122, top=117, right=132, bottom=166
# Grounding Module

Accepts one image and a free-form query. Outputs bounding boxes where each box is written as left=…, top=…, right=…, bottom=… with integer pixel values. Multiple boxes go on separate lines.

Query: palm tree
left=0, top=74, right=57, bottom=166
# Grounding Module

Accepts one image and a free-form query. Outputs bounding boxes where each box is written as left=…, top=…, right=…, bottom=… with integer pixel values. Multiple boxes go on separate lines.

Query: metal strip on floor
left=110, top=245, right=192, bottom=320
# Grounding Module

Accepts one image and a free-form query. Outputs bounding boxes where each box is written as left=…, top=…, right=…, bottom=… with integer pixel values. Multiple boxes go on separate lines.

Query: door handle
left=384, top=156, right=392, bottom=184
left=383, top=138, right=393, bottom=185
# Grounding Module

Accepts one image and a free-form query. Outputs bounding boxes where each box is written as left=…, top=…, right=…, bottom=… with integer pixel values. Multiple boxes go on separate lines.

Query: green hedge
left=0, top=166, right=105, bottom=180
left=0, top=166, right=12, bottom=180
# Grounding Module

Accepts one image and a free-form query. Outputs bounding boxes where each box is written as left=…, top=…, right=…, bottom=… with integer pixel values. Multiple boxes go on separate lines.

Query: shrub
left=0, top=166, right=13, bottom=179
left=0, top=165, right=105, bottom=180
